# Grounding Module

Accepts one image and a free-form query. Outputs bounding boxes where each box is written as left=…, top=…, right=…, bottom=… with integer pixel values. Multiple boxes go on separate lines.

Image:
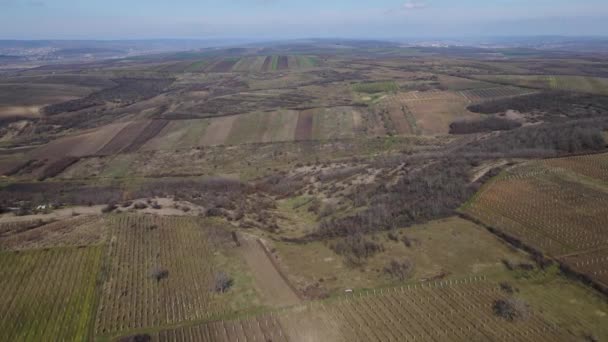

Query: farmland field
left=1, top=39, right=608, bottom=342
left=95, top=215, right=220, bottom=335
left=473, top=75, right=608, bottom=95
left=463, top=153, right=608, bottom=290
left=143, top=279, right=570, bottom=342
left=388, top=91, right=479, bottom=135
left=0, top=246, right=102, bottom=341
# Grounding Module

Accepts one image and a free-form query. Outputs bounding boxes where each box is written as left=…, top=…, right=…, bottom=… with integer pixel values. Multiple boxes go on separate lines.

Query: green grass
left=352, top=81, right=399, bottom=94
left=99, top=154, right=135, bottom=179
left=185, top=60, right=208, bottom=72
left=174, top=119, right=210, bottom=149
left=311, top=108, right=356, bottom=140
left=270, top=55, right=279, bottom=71
left=0, top=246, right=102, bottom=341
left=296, top=55, right=319, bottom=68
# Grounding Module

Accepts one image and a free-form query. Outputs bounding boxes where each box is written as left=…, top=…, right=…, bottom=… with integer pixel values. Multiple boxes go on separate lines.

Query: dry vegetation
left=1, top=43, right=608, bottom=341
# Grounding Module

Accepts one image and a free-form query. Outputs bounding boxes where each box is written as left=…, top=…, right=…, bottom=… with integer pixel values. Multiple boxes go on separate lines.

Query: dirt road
left=238, top=233, right=301, bottom=307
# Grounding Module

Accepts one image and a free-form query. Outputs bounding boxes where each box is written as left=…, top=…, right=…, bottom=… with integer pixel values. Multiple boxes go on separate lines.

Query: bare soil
left=295, top=110, right=314, bottom=140
left=238, top=233, right=301, bottom=307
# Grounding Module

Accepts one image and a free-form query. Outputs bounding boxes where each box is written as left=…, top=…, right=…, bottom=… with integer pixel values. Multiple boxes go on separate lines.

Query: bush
left=449, top=117, right=521, bottom=134
left=401, top=235, right=414, bottom=247
left=213, top=271, right=233, bottom=293
left=102, top=203, right=118, bottom=213
left=384, top=259, right=414, bottom=281
left=493, top=298, right=529, bottom=321
left=119, top=334, right=152, bottom=342
left=150, top=267, right=169, bottom=282
left=330, top=234, right=384, bottom=266
left=133, top=202, right=148, bottom=210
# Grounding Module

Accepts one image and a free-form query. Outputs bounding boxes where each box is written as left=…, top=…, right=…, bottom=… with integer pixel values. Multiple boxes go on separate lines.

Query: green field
left=352, top=81, right=399, bottom=94
left=0, top=247, right=102, bottom=341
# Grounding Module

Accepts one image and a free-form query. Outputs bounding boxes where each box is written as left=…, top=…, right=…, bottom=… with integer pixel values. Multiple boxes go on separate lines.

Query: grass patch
left=353, top=81, right=399, bottom=94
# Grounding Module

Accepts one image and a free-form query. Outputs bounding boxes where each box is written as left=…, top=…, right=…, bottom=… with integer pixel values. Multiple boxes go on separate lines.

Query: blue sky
left=0, top=0, right=607, bottom=39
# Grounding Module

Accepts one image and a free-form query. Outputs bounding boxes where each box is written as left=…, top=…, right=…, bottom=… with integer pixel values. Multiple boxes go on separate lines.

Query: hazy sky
left=1, top=0, right=607, bottom=39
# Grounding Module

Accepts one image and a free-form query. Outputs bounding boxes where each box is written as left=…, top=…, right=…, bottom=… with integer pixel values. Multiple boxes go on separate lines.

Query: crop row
left=543, top=153, right=608, bottom=183
left=0, top=246, right=102, bottom=341
left=143, top=278, right=567, bottom=341
left=466, top=171, right=608, bottom=257
left=560, top=248, right=608, bottom=288
left=461, top=86, right=535, bottom=101
left=95, top=215, right=218, bottom=334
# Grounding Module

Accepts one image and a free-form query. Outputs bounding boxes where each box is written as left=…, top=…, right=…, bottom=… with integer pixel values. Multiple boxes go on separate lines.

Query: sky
left=0, top=0, right=607, bottom=40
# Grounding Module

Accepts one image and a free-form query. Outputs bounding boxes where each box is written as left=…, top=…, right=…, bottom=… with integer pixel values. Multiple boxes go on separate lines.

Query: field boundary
left=255, top=238, right=304, bottom=301
left=458, top=212, right=608, bottom=297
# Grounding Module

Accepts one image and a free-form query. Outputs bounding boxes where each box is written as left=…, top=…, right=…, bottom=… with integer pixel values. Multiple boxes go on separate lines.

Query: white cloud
left=402, top=1, right=427, bottom=10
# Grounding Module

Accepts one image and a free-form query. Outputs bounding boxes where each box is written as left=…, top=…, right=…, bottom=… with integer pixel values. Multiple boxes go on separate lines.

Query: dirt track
left=238, top=233, right=301, bottom=307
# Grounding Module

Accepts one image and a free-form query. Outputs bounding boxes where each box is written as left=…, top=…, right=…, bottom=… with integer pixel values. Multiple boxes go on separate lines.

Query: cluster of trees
left=468, top=91, right=608, bottom=121
left=463, top=119, right=607, bottom=156
left=314, top=158, right=475, bottom=239
left=449, top=117, right=522, bottom=134
left=330, top=234, right=384, bottom=266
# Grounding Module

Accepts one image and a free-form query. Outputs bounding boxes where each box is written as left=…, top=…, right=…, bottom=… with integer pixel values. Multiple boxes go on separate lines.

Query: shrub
left=102, top=203, right=118, bottom=213
left=119, top=334, right=152, bottom=342
left=133, top=202, right=148, bottom=210
left=449, top=117, right=521, bottom=134
left=384, top=259, right=414, bottom=281
left=150, top=267, right=169, bottom=282
left=330, top=234, right=384, bottom=266
left=387, top=232, right=399, bottom=242
left=493, top=298, right=529, bottom=321
left=499, top=282, right=515, bottom=294
left=213, top=271, right=233, bottom=293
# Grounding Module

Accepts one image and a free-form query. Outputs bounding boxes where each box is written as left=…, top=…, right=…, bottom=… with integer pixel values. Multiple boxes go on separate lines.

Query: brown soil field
left=406, top=99, right=478, bottom=135
left=122, top=119, right=169, bottom=153
left=261, top=56, right=273, bottom=72
left=96, top=120, right=150, bottom=155
left=295, top=110, right=314, bottom=140
left=381, top=97, right=414, bottom=134
left=200, top=115, right=238, bottom=146
left=287, top=56, right=299, bottom=69
left=277, top=56, right=289, bottom=70
left=0, top=105, right=41, bottom=119
left=31, top=121, right=130, bottom=160
left=261, top=110, right=299, bottom=143
left=238, top=233, right=301, bottom=307
left=38, top=156, right=80, bottom=180
left=210, top=58, right=239, bottom=73
left=542, top=152, right=608, bottom=183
